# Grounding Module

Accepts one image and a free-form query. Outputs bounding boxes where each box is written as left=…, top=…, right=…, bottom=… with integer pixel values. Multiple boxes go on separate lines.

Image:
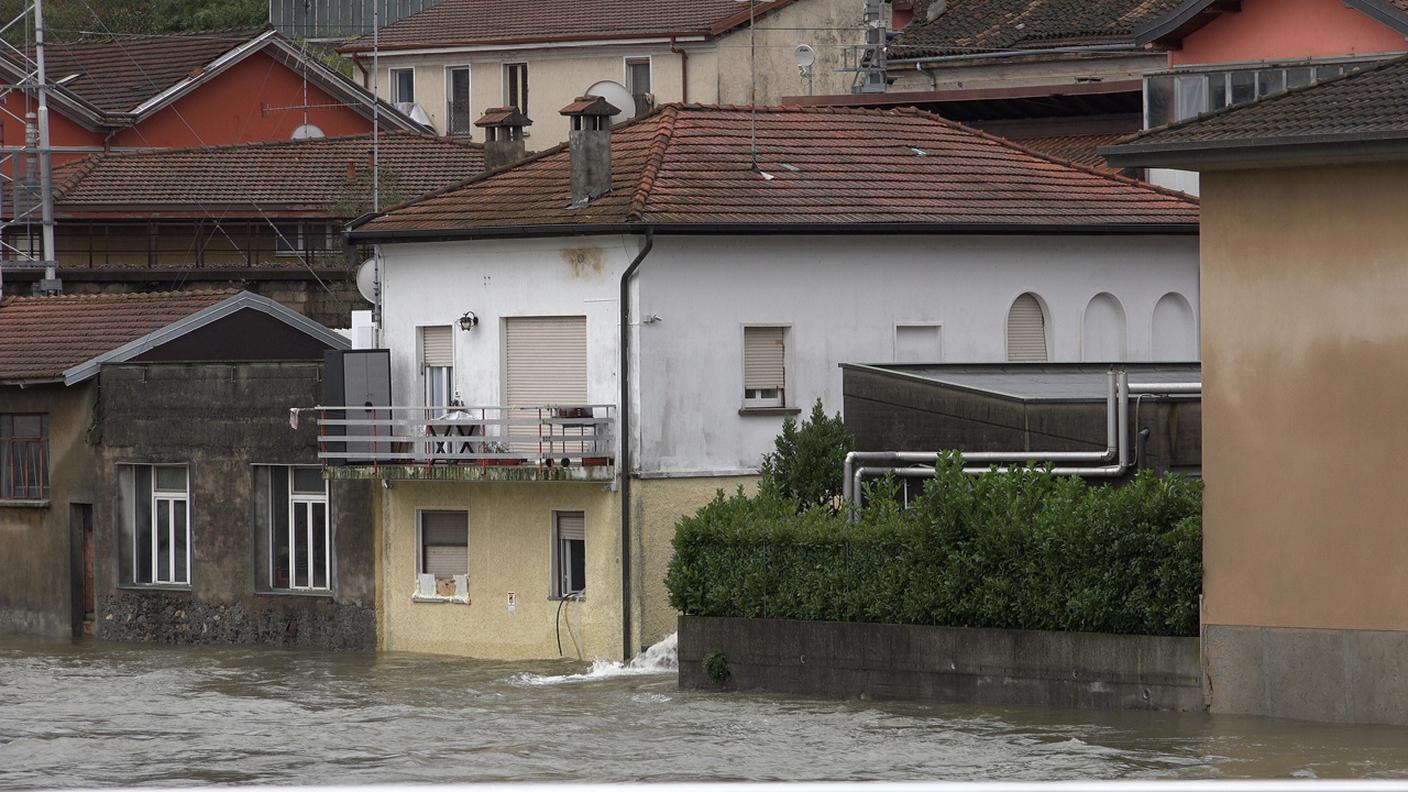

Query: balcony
left=294, top=405, right=616, bottom=482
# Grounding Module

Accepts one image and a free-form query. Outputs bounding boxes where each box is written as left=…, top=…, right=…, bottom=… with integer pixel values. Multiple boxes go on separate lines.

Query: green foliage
left=758, top=399, right=854, bottom=512
left=0, top=0, right=267, bottom=43
left=702, top=651, right=731, bottom=685
left=666, top=455, right=1203, bottom=637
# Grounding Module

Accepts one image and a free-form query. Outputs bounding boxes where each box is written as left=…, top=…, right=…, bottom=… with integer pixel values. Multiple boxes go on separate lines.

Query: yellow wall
left=1200, top=161, right=1408, bottom=632
left=379, top=479, right=623, bottom=659
left=631, top=475, right=759, bottom=651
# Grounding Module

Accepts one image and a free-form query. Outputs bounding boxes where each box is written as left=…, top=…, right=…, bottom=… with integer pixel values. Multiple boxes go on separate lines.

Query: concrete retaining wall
left=678, top=616, right=1204, bottom=712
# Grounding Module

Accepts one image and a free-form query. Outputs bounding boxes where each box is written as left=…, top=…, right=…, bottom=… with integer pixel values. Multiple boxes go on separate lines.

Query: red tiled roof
left=891, top=0, right=1182, bottom=59
left=1006, top=133, right=1126, bottom=172
left=357, top=104, right=1197, bottom=235
left=341, top=0, right=794, bottom=52
left=52, top=133, right=484, bottom=215
left=0, top=289, right=235, bottom=383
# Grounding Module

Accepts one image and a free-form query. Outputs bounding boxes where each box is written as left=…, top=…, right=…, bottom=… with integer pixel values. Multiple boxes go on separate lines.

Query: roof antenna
left=734, top=0, right=763, bottom=175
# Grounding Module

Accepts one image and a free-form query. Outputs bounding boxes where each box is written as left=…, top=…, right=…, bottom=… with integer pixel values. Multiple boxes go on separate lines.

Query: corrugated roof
left=340, top=0, right=793, bottom=51
left=0, top=289, right=235, bottom=383
left=357, top=104, right=1197, bottom=235
left=1108, top=54, right=1408, bottom=151
left=890, top=0, right=1182, bottom=59
left=52, top=133, right=484, bottom=213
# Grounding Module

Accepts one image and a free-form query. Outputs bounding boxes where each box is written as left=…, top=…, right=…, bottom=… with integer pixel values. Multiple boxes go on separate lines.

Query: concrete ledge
left=679, top=615, right=1204, bottom=712
left=324, top=464, right=614, bottom=482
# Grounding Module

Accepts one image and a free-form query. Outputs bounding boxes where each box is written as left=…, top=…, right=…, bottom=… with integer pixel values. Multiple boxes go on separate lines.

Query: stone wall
left=98, top=591, right=373, bottom=650
left=679, top=616, right=1204, bottom=712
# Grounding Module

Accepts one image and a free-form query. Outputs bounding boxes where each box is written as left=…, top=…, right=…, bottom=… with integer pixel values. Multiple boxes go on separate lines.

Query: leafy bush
left=666, top=454, right=1203, bottom=637
left=758, top=399, right=853, bottom=511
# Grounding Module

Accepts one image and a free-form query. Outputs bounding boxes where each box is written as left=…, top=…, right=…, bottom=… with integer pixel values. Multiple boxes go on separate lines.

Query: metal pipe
left=33, top=0, right=55, bottom=288
left=617, top=229, right=655, bottom=661
left=1129, top=381, right=1202, bottom=394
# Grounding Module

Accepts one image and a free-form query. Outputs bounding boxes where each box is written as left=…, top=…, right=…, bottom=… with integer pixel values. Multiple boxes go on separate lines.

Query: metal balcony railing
left=293, top=405, right=616, bottom=469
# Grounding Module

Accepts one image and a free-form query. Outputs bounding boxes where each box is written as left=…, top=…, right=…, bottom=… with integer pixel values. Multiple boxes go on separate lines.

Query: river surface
left=3, top=635, right=1408, bottom=787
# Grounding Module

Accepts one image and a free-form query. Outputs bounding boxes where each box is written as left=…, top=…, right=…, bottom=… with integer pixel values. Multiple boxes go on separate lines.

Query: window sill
left=0, top=499, right=49, bottom=509
left=117, top=584, right=192, bottom=593
left=412, top=595, right=469, bottom=605
left=257, top=589, right=335, bottom=599
left=548, top=595, right=586, bottom=602
left=738, top=406, right=801, bottom=417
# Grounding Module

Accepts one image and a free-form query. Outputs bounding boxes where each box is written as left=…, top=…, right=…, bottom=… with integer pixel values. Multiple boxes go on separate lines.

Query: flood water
left=4, top=635, right=1408, bottom=787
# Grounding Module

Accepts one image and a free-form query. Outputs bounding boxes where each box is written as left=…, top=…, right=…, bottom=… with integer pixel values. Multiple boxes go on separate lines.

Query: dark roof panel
left=890, top=0, right=1183, bottom=59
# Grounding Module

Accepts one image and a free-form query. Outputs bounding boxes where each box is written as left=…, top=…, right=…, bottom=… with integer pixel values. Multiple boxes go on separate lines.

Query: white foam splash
left=512, top=632, right=677, bottom=686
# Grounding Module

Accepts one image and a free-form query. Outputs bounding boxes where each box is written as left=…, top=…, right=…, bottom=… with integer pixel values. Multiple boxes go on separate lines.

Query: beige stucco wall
left=1200, top=161, right=1408, bottom=633
left=712, top=0, right=862, bottom=103
left=631, top=474, right=759, bottom=651
left=887, top=52, right=1168, bottom=94
left=378, top=479, right=623, bottom=660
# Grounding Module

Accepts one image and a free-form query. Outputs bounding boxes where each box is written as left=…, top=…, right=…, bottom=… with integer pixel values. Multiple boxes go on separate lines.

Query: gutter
left=1102, top=133, right=1408, bottom=170
left=349, top=221, right=1200, bottom=244
left=618, top=228, right=654, bottom=661
left=888, top=42, right=1146, bottom=67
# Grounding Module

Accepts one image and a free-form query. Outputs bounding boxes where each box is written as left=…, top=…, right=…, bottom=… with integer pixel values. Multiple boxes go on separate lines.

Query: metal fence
left=269, top=0, right=449, bottom=41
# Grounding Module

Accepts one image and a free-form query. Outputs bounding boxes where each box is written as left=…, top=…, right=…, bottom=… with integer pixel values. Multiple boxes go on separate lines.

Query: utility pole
left=33, top=0, right=58, bottom=293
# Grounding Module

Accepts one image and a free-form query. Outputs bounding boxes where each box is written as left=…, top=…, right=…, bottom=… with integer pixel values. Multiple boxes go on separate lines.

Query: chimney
left=559, top=95, right=619, bottom=207
left=474, top=107, right=532, bottom=171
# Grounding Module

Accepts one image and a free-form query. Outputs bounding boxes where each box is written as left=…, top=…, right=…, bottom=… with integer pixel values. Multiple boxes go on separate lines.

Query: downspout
left=618, top=228, right=655, bottom=661
left=916, top=62, right=938, bottom=90
left=670, top=38, right=688, bottom=104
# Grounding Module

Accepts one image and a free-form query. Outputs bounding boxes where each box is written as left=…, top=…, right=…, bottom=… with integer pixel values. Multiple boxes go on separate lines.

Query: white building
left=327, top=101, right=1200, bottom=661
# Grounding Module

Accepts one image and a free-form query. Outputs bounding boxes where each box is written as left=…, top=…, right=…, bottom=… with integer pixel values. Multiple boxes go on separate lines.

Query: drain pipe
left=843, top=371, right=1119, bottom=511
left=618, top=229, right=654, bottom=662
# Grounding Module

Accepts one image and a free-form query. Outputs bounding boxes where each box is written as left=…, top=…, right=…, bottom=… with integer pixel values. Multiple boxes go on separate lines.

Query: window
left=417, top=510, right=468, bottom=599
left=1, top=413, right=48, bottom=500
left=419, top=325, right=455, bottom=408
left=552, top=511, right=586, bottom=599
left=1145, top=59, right=1373, bottom=128
left=255, top=466, right=330, bottom=592
left=275, top=223, right=336, bottom=257
left=391, top=67, right=415, bottom=105
left=894, top=324, right=941, bottom=363
left=117, top=464, right=190, bottom=587
left=743, top=326, right=787, bottom=407
left=1006, top=293, right=1048, bottom=362
left=446, top=66, right=471, bottom=135
left=503, top=62, right=528, bottom=113
left=626, top=58, right=652, bottom=117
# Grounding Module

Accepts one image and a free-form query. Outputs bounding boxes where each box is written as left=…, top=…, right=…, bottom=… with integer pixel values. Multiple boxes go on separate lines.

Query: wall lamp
left=458, top=311, right=479, bottom=331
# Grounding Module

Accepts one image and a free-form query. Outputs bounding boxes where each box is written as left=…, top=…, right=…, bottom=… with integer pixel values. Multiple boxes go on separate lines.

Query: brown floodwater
left=2, top=635, right=1408, bottom=787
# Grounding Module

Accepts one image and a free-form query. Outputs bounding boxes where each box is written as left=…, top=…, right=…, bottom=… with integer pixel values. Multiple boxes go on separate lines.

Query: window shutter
left=556, top=512, right=585, bottom=542
left=743, top=327, right=785, bottom=390
left=504, top=316, right=588, bottom=405
left=420, top=326, right=454, bottom=368
left=421, top=511, right=467, bottom=578
left=1006, top=295, right=1048, bottom=363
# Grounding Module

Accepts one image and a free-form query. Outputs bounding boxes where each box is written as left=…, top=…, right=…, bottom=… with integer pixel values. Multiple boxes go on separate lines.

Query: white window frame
left=444, top=64, right=472, bottom=136
left=502, top=62, right=528, bottom=112
left=550, top=510, right=586, bottom=600
left=415, top=509, right=469, bottom=602
left=892, top=322, right=943, bottom=363
left=624, top=56, right=652, bottom=117
left=741, top=324, right=790, bottom=409
left=122, top=464, right=190, bottom=587
left=390, top=67, right=415, bottom=105
left=279, top=467, right=331, bottom=592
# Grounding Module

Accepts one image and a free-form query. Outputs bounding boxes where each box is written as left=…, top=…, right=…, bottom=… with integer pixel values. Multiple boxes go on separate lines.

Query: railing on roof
left=269, top=0, right=449, bottom=41
left=294, top=404, right=616, bottom=472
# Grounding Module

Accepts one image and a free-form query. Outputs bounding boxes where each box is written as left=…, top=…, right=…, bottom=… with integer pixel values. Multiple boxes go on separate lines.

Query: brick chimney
left=559, top=95, right=619, bottom=207
left=474, top=107, right=532, bottom=171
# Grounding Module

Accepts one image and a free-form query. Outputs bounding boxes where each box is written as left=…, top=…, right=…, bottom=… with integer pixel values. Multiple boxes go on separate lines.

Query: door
left=69, top=504, right=94, bottom=636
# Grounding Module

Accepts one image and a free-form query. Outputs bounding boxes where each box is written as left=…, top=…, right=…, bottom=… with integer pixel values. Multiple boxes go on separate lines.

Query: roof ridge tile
left=628, top=106, right=680, bottom=221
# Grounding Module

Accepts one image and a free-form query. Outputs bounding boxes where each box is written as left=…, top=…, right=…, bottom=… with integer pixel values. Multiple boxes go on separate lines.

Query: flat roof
left=841, top=362, right=1202, bottom=402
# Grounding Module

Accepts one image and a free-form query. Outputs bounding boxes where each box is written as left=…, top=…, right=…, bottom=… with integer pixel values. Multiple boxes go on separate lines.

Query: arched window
left=1152, top=292, right=1198, bottom=360
left=1082, top=293, right=1127, bottom=362
left=1006, top=293, right=1048, bottom=362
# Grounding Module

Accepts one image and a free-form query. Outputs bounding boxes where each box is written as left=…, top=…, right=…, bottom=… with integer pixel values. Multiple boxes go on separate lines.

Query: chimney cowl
left=475, top=106, right=533, bottom=171
left=560, top=96, right=620, bottom=207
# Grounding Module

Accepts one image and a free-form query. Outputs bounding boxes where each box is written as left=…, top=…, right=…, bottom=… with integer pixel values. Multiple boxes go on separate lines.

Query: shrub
left=665, top=454, right=1203, bottom=637
left=758, top=399, right=854, bottom=511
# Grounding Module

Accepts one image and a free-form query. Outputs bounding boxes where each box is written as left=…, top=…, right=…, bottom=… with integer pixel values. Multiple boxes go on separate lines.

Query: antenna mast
left=33, top=0, right=57, bottom=293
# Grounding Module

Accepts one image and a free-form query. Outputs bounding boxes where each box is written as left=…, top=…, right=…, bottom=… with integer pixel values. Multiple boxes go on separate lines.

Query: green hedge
left=666, top=455, right=1203, bottom=637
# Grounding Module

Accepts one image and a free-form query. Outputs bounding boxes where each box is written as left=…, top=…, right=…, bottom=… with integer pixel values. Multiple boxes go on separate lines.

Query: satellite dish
left=586, top=80, right=634, bottom=126
left=408, top=103, right=433, bottom=127
left=291, top=123, right=325, bottom=139
left=356, top=258, right=378, bottom=303
left=794, top=44, right=817, bottom=68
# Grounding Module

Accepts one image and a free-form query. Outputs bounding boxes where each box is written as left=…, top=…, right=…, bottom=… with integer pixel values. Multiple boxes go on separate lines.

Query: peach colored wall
left=1199, top=162, right=1408, bottom=632
left=1170, top=0, right=1408, bottom=66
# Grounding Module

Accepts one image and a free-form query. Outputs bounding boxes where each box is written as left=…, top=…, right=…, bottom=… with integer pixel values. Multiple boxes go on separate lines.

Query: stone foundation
left=98, top=592, right=375, bottom=651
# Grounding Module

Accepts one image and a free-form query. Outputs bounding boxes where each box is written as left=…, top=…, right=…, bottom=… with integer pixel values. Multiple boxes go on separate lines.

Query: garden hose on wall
left=556, top=590, right=586, bottom=659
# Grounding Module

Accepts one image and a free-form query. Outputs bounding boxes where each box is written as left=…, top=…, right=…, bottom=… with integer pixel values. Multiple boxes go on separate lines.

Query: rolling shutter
left=419, top=326, right=454, bottom=367
left=504, top=316, right=588, bottom=405
left=556, top=512, right=585, bottom=542
left=421, top=511, right=467, bottom=578
left=743, top=327, right=786, bottom=390
left=1006, top=295, right=1048, bottom=363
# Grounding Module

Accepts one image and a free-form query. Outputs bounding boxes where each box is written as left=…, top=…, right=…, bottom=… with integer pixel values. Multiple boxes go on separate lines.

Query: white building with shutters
left=314, top=103, right=1201, bottom=662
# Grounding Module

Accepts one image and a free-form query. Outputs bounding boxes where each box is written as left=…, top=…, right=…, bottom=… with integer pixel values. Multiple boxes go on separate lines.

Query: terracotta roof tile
left=342, top=0, right=793, bottom=51
left=358, top=104, right=1197, bottom=234
left=891, top=0, right=1182, bottom=59
left=52, top=133, right=484, bottom=213
left=0, top=289, right=236, bottom=382
left=1111, top=54, right=1408, bottom=149
left=1006, top=133, right=1126, bottom=172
